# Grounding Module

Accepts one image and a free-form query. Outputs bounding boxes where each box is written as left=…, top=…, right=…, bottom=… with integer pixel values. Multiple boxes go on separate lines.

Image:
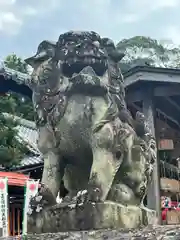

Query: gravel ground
left=1, top=225, right=179, bottom=240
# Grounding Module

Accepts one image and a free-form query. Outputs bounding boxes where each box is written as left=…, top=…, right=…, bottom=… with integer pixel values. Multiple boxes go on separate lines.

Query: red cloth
left=162, top=209, right=168, bottom=220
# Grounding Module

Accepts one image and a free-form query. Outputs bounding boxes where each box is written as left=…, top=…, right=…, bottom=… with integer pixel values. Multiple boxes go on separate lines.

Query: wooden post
left=12, top=206, right=15, bottom=236
left=142, top=90, right=162, bottom=225
left=8, top=210, right=10, bottom=236
left=18, top=208, right=20, bottom=236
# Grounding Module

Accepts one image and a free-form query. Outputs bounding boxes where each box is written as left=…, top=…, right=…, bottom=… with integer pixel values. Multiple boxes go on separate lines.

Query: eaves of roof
left=123, top=65, right=180, bottom=78
left=2, top=63, right=180, bottom=85
left=0, top=64, right=30, bottom=85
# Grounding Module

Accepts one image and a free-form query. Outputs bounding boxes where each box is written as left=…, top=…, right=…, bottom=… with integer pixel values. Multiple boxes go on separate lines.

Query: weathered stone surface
left=25, top=31, right=156, bottom=213
left=27, top=201, right=157, bottom=233
left=25, top=31, right=157, bottom=235
left=24, top=226, right=180, bottom=240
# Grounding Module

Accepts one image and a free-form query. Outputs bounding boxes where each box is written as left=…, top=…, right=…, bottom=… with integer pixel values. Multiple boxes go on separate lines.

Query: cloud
left=122, top=14, right=140, bottom=23
left=0, top=0, right=62, bottom=35
left=0, top=0, right=21, bottom=35
left=154, top=0, right=179, bottom=8
left=126, top=0, right=179, bottom=11
left=165, top=26, right=180, bottom=45
left=2, top=0, right=177, bottom=37
left=1, top=0, right=180, bottom=58
left=119, top=0, right=180, bottom=25
left=0, top=12, right=22, bottom=34
left=21, top=6, right=37, bottom=17
left=0, top=0, right=16, bottom=7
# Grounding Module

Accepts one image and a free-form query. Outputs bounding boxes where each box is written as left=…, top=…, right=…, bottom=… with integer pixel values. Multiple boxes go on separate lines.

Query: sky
left=0, top=0, right=180, bottom=59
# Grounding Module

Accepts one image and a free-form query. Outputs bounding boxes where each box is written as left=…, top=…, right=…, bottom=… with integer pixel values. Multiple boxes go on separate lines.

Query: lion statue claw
left=25, top=31, right=156, bottom=214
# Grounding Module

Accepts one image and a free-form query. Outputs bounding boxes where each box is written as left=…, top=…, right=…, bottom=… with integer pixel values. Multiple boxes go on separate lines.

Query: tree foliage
left=0, top=113, right=28, bottom=167
left=117, top=36, right=180, bottom=73
left=4, top=54, right=34, bottom=121
left=0, top=54, right=33, bottom=168
left=4, top=54, right=29, bottom=73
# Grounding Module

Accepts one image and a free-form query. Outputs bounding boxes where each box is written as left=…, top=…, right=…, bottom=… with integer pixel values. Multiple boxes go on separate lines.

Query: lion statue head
left=25, top=31, right=125, bottom=94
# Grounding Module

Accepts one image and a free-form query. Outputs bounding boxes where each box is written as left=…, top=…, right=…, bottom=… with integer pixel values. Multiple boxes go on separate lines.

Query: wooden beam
left=126, top=85, right=180, bottom=106
left=17, top=164, right=43, bottom=173
left=8, top=213, right=10, bottom=236
left=12, top=206, right=15, bottom=236
left=18, top=209, right=20, bottom=236
left=160, top=160, right=180, bottom=175
left=130, top=102, right=141, bottom=111
left=126, top=90, right=144, bottom=103
left=156, top=108, right=180, bottom=128
left=154, top=85, right=180, bottom=97
left=126, top=85, right=180, bottom=103
left=165, top=97, right=180, bottom=112
left=142, top=90, right=161, bottom=225
left=130, top=103, right=180, bottom=128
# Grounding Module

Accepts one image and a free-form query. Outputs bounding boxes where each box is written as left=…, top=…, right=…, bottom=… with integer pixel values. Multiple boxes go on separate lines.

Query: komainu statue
left=25, top=31, right=157, bottom=233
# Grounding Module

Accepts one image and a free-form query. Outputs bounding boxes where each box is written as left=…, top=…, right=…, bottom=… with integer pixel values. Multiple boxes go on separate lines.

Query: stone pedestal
left=27, top=201, right=157, bottom=234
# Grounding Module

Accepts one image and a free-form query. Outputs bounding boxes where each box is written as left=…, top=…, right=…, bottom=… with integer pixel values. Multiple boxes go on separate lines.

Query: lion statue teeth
left=24, top=31, right=156, bottom=213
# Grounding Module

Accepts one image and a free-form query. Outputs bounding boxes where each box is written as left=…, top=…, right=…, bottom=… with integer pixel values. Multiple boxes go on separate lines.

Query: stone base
left=27, top=201, right=157, bottom=234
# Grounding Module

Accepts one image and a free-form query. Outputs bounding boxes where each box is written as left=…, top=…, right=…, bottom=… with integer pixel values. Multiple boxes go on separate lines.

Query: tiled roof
left=3, top=113, right=43, bottom=168
left=15, top=124, right=39, bottom=155
left=20, top=155, right=43, bottom=167
left=0, top=64, right=41, bottom=168
left=0, top=61, right=31, bottom=85
left=3, top=113, right=40, bottom=154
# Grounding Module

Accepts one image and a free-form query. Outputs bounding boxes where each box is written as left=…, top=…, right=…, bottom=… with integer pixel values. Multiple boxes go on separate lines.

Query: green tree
left=0, top=54, right=34, bottom=168
left=10, top=93, right=34, bottom=121
left=4, top=54, right=29, bottom=73
left=0, top=95, right=29, bottom=168
left=4, top=54, right=34, bottom=121
left=117, top=36, right=180, bottom=73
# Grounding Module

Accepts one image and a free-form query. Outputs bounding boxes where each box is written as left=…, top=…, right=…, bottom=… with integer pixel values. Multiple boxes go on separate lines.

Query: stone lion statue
left=25, top=31, right=156, bottom=213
